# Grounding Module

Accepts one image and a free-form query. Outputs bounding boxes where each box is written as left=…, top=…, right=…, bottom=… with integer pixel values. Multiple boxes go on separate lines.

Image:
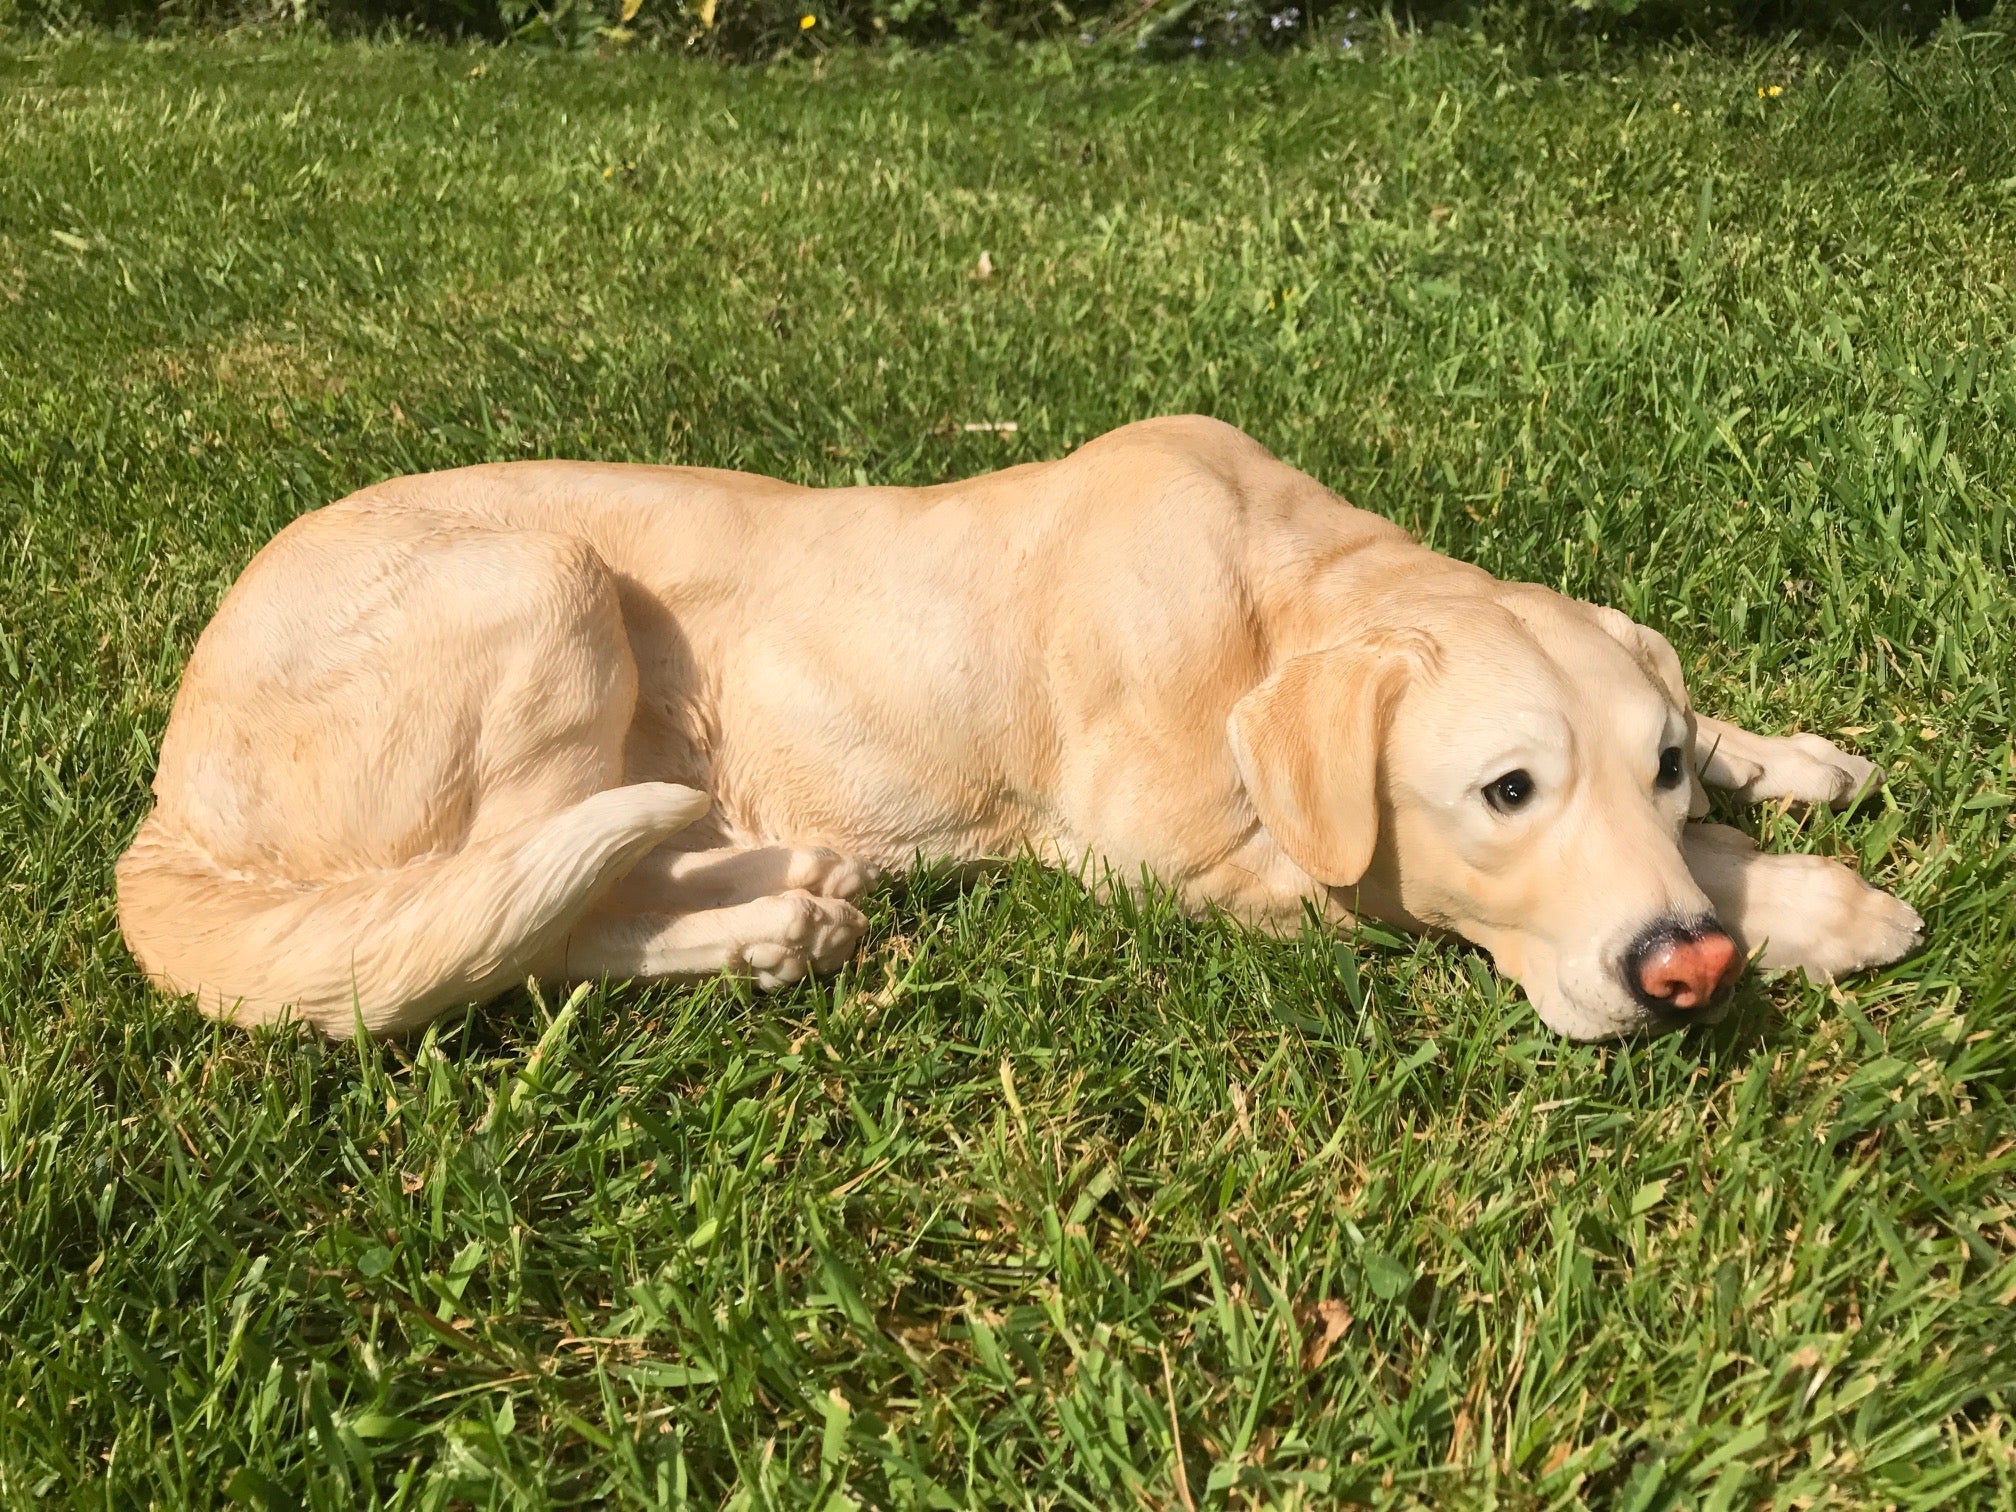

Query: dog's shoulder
left=1069, top=414, right=1275, bottom=477
left=1065, top=416, right=1405, bottom=548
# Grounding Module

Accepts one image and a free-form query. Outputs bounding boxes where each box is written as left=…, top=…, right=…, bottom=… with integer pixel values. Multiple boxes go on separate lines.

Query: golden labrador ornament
left=118, top=418, right=1922, bottom=1040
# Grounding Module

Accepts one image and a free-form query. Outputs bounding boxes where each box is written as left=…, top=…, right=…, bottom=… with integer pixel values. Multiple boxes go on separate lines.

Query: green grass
left=2, top=20, right=2015, bottom=1509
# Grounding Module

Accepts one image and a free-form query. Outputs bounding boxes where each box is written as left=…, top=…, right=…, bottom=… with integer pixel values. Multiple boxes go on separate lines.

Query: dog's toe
left=1783, top=734, right=1882, bottom=808
left=735, top=891, right=870, bottom=989
left=1840, top=887, right=1923, bottom=973
left=811, top=852, right=884, bottom=903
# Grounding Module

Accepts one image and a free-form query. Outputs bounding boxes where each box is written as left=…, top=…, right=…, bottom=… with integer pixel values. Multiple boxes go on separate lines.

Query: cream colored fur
left=116, top=417, right=1922, bottom=1040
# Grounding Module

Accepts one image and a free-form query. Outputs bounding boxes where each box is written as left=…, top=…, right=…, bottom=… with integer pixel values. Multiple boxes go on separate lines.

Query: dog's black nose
left=1624, top=918, right=1739, bottom=1012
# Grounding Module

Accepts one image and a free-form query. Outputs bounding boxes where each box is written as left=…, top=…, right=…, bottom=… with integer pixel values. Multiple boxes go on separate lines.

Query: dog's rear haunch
left=119, top=417, right=1921, bottom=1040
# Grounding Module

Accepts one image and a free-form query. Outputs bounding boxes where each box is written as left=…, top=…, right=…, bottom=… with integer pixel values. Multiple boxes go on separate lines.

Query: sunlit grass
left=1, top=23, right=2013, bottom=1508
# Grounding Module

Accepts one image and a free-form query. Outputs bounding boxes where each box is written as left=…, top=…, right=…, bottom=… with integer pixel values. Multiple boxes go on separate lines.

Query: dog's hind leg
left=554, top=890, right=871, bottom=992
left=122, top=510, right=708, bottom=1034
left=599, top=844, right=881, bottom=916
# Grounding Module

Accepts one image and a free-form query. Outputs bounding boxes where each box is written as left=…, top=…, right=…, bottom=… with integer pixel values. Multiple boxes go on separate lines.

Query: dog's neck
left=1247, top=518, right=1492, bottom=670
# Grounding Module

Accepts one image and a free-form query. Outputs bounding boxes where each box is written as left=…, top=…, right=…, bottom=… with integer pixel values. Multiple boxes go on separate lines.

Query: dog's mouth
left=1635, top=997, right=1734, bottom=1036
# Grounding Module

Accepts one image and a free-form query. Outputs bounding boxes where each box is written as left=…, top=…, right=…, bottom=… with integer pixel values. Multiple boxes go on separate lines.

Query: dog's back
left=118, top=416, right=1410, bottom=1032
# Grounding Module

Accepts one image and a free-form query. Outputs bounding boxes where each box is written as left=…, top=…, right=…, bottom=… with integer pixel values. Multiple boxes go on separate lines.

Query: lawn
left=2, top=18, right=2015, bottom=1509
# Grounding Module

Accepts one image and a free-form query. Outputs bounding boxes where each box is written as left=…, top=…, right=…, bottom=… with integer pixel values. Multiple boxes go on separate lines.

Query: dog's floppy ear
left=1590, top=606, right=1690, bottom=708
left=1226, top=634, right=1427, bottom=889
left=1589, top=607, right=1723, bottom=818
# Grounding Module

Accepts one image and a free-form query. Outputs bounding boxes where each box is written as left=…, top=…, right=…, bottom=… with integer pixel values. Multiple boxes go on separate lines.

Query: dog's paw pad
left=735, top=891, right=869, bottom=989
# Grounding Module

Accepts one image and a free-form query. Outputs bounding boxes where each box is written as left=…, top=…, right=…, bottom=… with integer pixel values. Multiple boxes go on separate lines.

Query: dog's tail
left=114, top=782, right=709, bottom=1036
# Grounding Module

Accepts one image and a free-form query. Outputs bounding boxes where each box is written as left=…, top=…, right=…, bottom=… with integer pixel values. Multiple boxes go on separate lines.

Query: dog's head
left=1227, top=588, right=1737, bottom=1040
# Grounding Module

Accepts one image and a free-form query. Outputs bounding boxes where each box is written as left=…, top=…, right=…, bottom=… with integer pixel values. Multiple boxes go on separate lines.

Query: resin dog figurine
left=117, top=417, right=1922, bottom=1040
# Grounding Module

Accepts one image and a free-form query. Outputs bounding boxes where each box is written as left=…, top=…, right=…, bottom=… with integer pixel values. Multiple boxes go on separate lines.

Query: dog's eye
left=1483, top=769, right=1534, bottom=813
left=1656, top=745, right=1685, bottom=791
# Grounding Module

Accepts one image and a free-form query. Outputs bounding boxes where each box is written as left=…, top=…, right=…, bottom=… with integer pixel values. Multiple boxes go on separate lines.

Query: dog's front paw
left=1743, top=853, right=1923, bottom=979
left=733, top=890, right=870, bottom=989
left=1696, top=719, right=1883, bottom=809
left=1772, top=734, right=1883, bottom=809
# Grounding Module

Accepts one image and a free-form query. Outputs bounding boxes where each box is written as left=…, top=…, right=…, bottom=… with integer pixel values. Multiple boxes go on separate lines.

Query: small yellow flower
left=800, top=11, right=815, bottom=26
left=1758, top=83, right=1784, bottom=98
